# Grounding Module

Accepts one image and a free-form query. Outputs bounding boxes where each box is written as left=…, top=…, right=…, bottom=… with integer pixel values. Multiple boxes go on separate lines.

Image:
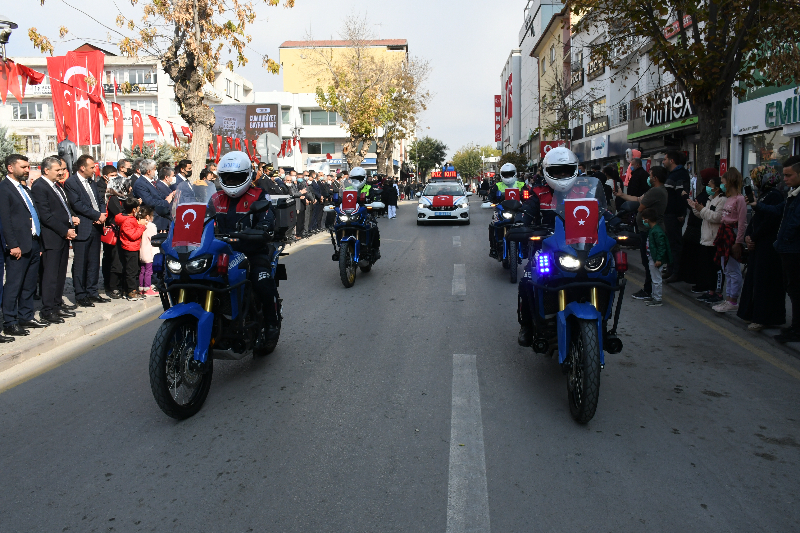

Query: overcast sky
left=4, top=0, right=524, bottom=157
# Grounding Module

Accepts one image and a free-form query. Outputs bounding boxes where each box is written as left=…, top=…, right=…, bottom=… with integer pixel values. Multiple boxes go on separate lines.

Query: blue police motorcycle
left=325, top=198, right=385, bottom=288
left=148, top=185, right=290, bottom=419
left=519, top=177, right=633, bottom=423
left=484, top=197, right=540, bottom=283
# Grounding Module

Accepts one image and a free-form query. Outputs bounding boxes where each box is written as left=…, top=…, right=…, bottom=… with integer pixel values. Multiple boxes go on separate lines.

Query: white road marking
left=452, top=264, right=466, bottom=296
left=453, top=236, right=461, bottom=247
left=446, top=354, right=490, bottom=533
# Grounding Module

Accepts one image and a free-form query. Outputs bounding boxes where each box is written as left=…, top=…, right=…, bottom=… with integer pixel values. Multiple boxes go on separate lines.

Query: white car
left=416, top=182, right=472, bottom=225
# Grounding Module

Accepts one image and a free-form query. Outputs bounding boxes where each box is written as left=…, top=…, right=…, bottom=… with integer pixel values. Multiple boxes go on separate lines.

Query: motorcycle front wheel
left=339, top=242, right=357, bottom=288
left=509, top=240, right=518, bottom=283
left=149, top=317, right=213, bottom=420
left=567, top=318, right=601, bottom=424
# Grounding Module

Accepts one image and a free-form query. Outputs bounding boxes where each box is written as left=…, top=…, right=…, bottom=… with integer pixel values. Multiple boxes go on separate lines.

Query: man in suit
left=0, top=154, right=51, bottom=336
left=0, top=184, right=12, bottom=343
left=64, top=154, right=109, bottom=307
left=156, top=167, right=174, bottom=198
left=172, top=159, right=192, bottom=191
left=117, top=158, right=134, bottom=179
left=133, top=159, right=174, bottom=232
left=129, top=158, right=144, bottom=194
left=31, top=156, right=78, bottom=324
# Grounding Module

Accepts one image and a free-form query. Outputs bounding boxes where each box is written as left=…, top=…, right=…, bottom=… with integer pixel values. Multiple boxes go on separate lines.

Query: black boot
left=518, top=325, right=533, bottom=347
left=255, top=324, right=281, bottom=356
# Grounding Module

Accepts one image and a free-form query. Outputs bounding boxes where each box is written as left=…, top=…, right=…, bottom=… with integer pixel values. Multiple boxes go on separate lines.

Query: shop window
left=307, top=142, right=336, bottom=155
left=302, top=110, right=337, bottom=125
left=742, top=129, right=793, bottom=179
left=282, top=108, right=291, bottom=124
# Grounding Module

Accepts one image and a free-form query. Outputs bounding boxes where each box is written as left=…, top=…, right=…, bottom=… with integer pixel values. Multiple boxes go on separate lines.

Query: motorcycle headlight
left=338, top=215, right=350, bottom=222
left=585, top=254, right=605, bottom=272
left=185, top=256, right=212, bottom=274
left=166, top=258, right=182, bottom=274
left=558, top=253, right=581, bottom=271
left=502, top=212, right=513, bottom=219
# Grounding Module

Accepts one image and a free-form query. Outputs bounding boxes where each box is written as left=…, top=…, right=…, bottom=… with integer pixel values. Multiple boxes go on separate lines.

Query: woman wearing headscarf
left=737, top=166, right=786, bottom=330
left=105, top=175, right=134, bottom=298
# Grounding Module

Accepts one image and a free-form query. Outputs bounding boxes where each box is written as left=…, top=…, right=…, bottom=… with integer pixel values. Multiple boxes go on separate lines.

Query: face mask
left=705, top=186, right=714, bottom=196
left=185, top=170, right=192, bottom=178
left=642, top=221, right=651, bottom=228
left=647, top=177, right=652, bottom=187
left=720, top=184, right=727, bottom=193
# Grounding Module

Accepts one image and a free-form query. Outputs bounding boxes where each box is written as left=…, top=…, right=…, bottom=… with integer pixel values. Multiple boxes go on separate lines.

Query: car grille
left=429, top=205, right=458, bottom=211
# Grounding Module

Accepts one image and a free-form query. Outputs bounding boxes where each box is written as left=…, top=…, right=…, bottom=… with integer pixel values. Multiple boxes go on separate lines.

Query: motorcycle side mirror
left=151, top=233, right=168, bottom=249
left=415, top=192, right=421, bottom=197
left=481, top=202, right=493, bottom=209
left=249, top=200, right=271, bottom=214
left=323, top=205, right=335, bottom=212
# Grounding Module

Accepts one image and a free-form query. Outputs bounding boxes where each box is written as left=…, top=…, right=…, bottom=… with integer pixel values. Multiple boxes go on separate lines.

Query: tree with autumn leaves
left=28, top=0, right=294, bottom=173
left=570, top=0, right=800, bottom=169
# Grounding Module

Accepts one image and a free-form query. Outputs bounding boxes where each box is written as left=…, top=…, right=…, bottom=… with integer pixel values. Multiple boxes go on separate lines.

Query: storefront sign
left=504, top=74, right=513, bottom=125
left=765, top=93, right=799, bottom=128
left=570, top=69, right=584, bottom=90
left=586, top=116, right=609, bottom=136
left=587, top=56, right=604, bottom=81
left=734, top=86, right=798, bottom=134
left=663, top=15, right=693, bottom=39
left=572, top=124, right=584, bottom=141
left=643, top=90, right=694, bottom=127
left=540, top=140, right=569, bottom=159
left=495, top=95, right=502, bottom=142
left=590, top=134, right=609, bottom=159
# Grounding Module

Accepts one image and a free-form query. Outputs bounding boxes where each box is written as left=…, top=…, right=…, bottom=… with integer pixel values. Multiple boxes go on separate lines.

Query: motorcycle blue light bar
left=536, top=253, right=551, bottom=275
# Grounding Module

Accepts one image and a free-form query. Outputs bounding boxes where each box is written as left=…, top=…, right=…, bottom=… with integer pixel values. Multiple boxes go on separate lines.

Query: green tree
left=499, top=152, right=529, bottom=174
left=570, top=0, right=800, bottom=169
left=478, top=145, right=501, bottom=158
left=408, top=136, right=448, bottom=180
left=0, top=126, right=25, bottom=169
left=452, top=145, right=483, bottom=180
left=123, top=142, right=179, bottom=165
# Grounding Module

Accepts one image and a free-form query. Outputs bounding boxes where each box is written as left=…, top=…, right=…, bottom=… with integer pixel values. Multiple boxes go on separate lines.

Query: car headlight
left=338, top=215, right=349, bottom=222
left=166, top=258, right=182, bottom=274
left=585, top=254, right=605, bottom=272
left=418, top=203, right=426, bottom=209
left=558, top=253, right=581, bottom=271
left=502, top=212, right=513, bottom=219
left=185, top=256, right=211, bottom=274
left=456, top=200, right=468, bottom=207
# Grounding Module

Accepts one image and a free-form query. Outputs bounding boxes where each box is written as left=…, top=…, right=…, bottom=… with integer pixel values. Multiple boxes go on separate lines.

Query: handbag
left=100, top=207, right=118, bottom=245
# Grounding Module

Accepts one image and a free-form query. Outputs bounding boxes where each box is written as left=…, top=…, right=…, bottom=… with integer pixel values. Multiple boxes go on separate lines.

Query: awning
left=628, top=116, right=698, bottom=141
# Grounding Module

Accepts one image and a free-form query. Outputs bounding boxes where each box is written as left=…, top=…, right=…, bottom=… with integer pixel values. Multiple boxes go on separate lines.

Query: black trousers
left=311, top=203, right=323, bottom=230
left=41, top=242, right=69, bottom=314
left=250, top=260, right=280, bottom=326
left=3, top=238, right=41, bottom=327
left=639, top=229, right=652, bottom=294
left=105, top=241, right=124, bottom=291
left=71, top=229, right=101, bottom=300
left=296, top=208, right=306, bottom=235
left=781, top=253, right=800, bottom=329
left=118, top=249, right=139, bottom=294
left=663, top=214, right=683, bottom=273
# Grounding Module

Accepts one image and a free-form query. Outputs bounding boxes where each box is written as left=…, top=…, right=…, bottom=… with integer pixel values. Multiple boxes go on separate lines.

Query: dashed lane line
left=446, top=354, right=491, bottom=533
left=453, top=236, right=461, bottom=247
left=627, top=273, right=800, bottom=381
left=452, top=264, right=466, bottom=296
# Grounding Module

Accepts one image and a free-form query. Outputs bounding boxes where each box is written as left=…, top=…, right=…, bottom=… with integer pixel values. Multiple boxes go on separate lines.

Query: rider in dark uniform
left=209, top=151, right=281, bottom=352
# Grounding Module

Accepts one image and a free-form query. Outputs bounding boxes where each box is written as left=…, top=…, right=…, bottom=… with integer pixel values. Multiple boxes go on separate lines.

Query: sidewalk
left=627, top=258, right=800, bottom=357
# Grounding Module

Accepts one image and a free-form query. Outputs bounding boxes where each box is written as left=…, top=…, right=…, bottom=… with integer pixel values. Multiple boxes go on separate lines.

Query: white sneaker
left=713, top=301, right=738, bottom=313
left=748, top=323, right=764, bottom=331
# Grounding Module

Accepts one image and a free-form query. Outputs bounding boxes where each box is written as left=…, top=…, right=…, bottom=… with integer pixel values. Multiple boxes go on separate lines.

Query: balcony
left=563, top=38, right=571, bottom=60
left=608, top=101, right=630, bottom=127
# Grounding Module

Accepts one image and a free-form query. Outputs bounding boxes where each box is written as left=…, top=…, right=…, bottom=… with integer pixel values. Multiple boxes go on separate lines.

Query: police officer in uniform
left=488, top=163, right=537, bottom=259
left=209, top=151, right=282, bottom=354
left=340, top=167, right=381, bottom=260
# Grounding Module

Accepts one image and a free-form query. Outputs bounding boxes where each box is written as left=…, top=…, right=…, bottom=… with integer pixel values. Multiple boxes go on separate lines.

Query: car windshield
left=423, top=184, right=463, bottom=196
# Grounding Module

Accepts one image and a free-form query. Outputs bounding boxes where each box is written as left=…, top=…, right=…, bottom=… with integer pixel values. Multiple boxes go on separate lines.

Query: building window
left=11, top=102, right=50, bottom=120
left=23, top=135, right=41, bottom=153
left=170, top=100, right=179, bottom=116
left=742, top=129, right=792, bottom=179
left=46, top=135, right=57, bottom=153
left=550, top=45, right=555, bottom=64
left=128, top=68, right=157, bottom=84
left=591, top=97, right=607, bottom=119
left=226, top=79, right=232, bottom=97
left=302, top=110, right=338, bottom=125
left=282, top=108, right=291, bottom=124
left=307, top=142, right=336, bottom=155
left=127, top=100, right=158, bottom=116
left=541, top=58, right=546, bottom=74
left=234, top=83, right=240, bottom=101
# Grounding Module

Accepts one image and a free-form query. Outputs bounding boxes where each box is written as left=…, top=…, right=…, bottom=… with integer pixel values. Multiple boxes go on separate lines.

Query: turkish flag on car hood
left=564, top=199, right=599, bottom=245
left=173, top=204, right=207, bottom=247
left=431, top=195, right=453, bottom=207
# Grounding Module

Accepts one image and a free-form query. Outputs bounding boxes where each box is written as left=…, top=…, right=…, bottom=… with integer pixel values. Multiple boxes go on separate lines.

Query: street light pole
left=0, top=15, right=19, bottom=61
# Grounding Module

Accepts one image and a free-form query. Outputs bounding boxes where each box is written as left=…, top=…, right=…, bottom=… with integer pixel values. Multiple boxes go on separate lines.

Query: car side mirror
left=415, top=192, right=421, bottom=197
left=466, top=192, right=473, bottom=196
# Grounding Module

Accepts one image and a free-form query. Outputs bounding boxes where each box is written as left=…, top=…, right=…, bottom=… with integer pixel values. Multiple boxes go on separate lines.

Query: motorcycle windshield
left=553, top=176, right=607, bottom=251
left=171, top=180, right=217, bottom=254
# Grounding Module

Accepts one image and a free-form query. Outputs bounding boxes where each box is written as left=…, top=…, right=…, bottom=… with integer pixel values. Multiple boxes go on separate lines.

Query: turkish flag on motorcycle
left=131, top=110, right=144, bottom=150
left=564, top=198, right=599, bottom=245
left=173, top=204, right=207, bottom=247
left=504, top=188, right=520, bottom=201
left=111, top=102, right=123, bottom=149
left=342, top=190, right=358, bottom=210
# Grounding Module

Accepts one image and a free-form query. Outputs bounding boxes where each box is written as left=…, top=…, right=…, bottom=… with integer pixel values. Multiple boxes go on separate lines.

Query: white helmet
left=542, top=146, right=579, bottom=193
left=218, top=151, right=253, bottom=198
left=347, top=166, right=367, bottom=190
left=499, top=162, right=518, bottom=187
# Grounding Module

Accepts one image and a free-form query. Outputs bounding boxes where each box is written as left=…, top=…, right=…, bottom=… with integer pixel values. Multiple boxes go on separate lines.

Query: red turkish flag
left=16, top=63, right=45, bottom=98
left=131, top=110, right=144, bottom=150
left=63, top=50, right=106, bottom=125
left=208, top=143, right=215, bottom=160
left=564, top=199, right=599, bottom=245
left=431, top=195, right=453, bottom=207
left=251, top=139, right=260, bottom=164
left=504, top=188, right=520, bottom=201
left=216, top=135, right=222, bottom=164
left=0, top=61, right=21, bottom=105
left=111, top=102, right=123, bottom=149
left=148, top=115, right=164, bottom=138
left=342, top=190, right=358, bottom=210
left=48, top=76, right=74, bottom=142
left=173, top=204, right=207, bottom=247
left=167, top=121, right=179, bottom=147
left=181, top=126, right=192, bottom=142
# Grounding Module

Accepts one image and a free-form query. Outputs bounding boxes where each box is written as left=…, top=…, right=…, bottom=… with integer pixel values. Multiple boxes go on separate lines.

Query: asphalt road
left=1, top=200, right=799, bottom=532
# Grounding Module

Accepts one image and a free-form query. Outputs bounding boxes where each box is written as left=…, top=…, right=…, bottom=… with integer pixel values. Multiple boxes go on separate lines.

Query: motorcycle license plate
left=435, top=212, right=448, bottom=216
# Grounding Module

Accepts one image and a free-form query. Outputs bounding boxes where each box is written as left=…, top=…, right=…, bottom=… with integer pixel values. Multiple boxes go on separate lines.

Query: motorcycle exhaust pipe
left=605, top=335, right=623, bottom=354
left=532, top=338, right=549, bottom=354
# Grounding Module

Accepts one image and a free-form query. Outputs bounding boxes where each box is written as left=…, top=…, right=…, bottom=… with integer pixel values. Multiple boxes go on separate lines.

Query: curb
left=0, top=297, right=162, bottom=374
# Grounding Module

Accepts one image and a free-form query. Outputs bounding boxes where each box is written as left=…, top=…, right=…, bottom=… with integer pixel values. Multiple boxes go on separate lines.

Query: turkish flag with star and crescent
left=131, top=110, right=144, bottom=150
left=172, top=204, right=207, bottom=247
left=564, top=198, right=599, bottom=245
left=111, top=102, right=123, bottom=149
left=342, top=190, right=358, bottom=210
left=504, top=188, right=520, bottom=201
left=431, top=195, right=453, bottom=207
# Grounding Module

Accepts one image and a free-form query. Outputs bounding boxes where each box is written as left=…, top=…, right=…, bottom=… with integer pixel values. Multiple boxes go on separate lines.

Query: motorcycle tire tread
left=568, top=319, right=601, bottom=424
